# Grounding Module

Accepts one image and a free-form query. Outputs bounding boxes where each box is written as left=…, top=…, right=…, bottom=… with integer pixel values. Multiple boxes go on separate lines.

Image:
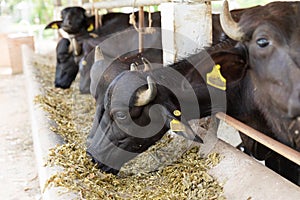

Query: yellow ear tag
left=51, top=24, right=59, bottom=29
left=170, top=119, right=186, bottom=132
left=206, top=64, right=226, bottom=91
left=87, top=24, right=94, bottom=32
left=173, top=110, right=181, bottom=117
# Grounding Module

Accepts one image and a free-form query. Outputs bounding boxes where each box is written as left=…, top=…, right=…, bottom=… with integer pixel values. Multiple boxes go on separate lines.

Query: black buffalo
left=78, top=9, right=245, bottom=94
left=78, top=11, right=162, bottom=94
left=86, top=37, right=238, bottom=174
left=87, top=34, right=239, bottom=173
left=45, top=6, right=96, bottom=88
left=86, top=28, right=164, bottom=143
left=87, top=1, right=300, bottom=185
left=45, top=6, right=161, bottom=89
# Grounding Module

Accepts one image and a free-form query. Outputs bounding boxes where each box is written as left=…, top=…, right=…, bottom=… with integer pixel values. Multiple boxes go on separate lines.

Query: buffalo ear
left=211, top=48, right=248, bottom=84
left=86, top=16, right=96, bottom=32
left=45, top=21, right=62, bottom=30
left=167, top=116, right=203, bottom=143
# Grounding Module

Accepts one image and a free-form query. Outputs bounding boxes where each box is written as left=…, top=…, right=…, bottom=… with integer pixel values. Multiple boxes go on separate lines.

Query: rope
left=129, top=2, right=155, bottom=34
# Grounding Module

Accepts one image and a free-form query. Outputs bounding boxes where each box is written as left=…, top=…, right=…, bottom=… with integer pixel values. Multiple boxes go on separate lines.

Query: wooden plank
left=7, top=34, right=35, bottom=74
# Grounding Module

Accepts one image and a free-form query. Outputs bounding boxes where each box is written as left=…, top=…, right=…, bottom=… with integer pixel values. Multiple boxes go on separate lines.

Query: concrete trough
left=23, top=47, right=300, bottom=199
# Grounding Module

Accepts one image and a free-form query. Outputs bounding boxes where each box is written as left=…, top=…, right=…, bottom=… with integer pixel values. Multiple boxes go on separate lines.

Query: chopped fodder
left=32, top=53, right=225, bottom=199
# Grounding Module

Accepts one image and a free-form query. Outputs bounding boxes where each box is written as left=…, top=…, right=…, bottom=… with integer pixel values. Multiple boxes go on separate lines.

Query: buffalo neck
left=147, top=51, right=226, bottom=120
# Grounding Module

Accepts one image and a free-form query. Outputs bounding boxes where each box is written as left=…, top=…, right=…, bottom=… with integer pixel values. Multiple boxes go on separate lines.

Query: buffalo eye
left=115, top=111, right=127, bottom=120
left=256, top=38, right=270, bottom=48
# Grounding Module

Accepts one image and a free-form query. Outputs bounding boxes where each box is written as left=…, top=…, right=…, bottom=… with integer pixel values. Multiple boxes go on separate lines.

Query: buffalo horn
left=130, top=63, right=138, bottom=71
left=142, top=57, right=152, bottom=71
left=220, top=0, right=244, bottom=41
left=94, top=46, right=104, bottom=62
left=134, top=76, right=157, bottom=106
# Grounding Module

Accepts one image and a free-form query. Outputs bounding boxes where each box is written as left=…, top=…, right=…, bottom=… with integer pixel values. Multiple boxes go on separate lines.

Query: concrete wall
left=160, top=2, right=212, bottom=64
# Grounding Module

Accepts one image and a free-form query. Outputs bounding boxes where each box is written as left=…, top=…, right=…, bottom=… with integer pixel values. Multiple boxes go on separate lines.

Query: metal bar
left=215, top=112, right=300, bottom=166
left=83, top=0, right=170, bottom=10
left=138, top=7, right=144, bottom=53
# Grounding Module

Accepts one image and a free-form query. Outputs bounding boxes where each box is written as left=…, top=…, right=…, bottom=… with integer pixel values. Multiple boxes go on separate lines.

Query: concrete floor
left=0, top=72, right=41, bottom=200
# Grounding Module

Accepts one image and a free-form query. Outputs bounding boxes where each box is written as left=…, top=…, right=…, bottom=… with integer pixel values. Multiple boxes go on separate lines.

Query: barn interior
left=0, top=0, right=299, bottom=199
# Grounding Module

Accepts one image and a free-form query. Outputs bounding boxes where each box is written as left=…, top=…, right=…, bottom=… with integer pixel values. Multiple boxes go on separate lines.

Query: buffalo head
left=219, top=0, right=300, bottom=184
left=86, top=40, right=250, bottom=174
left=45, top=7, right=94, bottom=89
left=87, top=67, right=205, bottom=174
left=45, top=6, right=95, bottom=35
left=221, top=0, right=300, bottom=146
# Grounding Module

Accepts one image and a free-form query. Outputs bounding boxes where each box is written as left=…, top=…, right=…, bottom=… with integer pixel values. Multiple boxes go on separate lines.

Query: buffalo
left=45, top=6, right=160, bottom=89
left=78, top=9, right=245, bottom=94
left=87, top=34, right=238, bottom=173
left=86, top=28, right=164, bottom=142
left=87, top=1, right=300, bottom=186
left=78, top=12, right=162, bottom=94
left=45, top=6, right=96, bottom=88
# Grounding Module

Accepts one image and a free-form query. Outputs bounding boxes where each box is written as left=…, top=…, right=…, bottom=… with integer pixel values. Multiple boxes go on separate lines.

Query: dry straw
left=32, top=55, right=225, bottom=199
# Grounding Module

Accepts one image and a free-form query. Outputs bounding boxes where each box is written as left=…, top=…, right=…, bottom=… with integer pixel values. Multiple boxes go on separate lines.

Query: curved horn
left=142, top=57, right=152, bottom=71
left=220, top=0, right=244, bottom=41
left=134, top=76, right=157, bottom=106
left=94, top=46, right=104, bottom=62
left=130, top=63, right=138, bottom=71
left=71, top=37, right=81, bottom=56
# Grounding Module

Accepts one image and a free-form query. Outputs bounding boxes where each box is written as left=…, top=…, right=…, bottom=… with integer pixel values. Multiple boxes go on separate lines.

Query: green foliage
left=30, top=0, right=54, bottom=24
left=6, top=0, right=21, bottom=12
left=2, top=0, right=54, bottom=24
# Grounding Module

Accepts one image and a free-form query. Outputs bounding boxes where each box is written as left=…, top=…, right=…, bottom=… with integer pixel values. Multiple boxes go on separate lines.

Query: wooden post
left=7, top=34, right=35, bottom=74
left=53, top=0, right=62, bottom=7
left=138, top=6, right=144, bottom=53
left=215, top=112, right=300, bottom=166
left=94, top=8, right=99, bottom=30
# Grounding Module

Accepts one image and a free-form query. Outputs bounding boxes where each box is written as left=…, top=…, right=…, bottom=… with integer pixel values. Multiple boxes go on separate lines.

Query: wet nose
left=288, top=87, right=300, bottom=118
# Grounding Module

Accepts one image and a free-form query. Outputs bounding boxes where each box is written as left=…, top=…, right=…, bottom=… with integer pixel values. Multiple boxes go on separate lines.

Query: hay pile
left=32, top=53, right=225, bottom=199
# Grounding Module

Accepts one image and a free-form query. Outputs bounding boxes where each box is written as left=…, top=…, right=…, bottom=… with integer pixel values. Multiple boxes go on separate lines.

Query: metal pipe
left=215, top=112, right=300, bottom=166
left=83, top=0, right=170, bottom=10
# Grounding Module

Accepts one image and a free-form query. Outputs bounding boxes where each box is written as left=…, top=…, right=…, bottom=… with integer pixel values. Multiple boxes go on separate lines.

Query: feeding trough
left=22, top=0, right=300, bottom=198
left=23, top=45, right=300, bottom=199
